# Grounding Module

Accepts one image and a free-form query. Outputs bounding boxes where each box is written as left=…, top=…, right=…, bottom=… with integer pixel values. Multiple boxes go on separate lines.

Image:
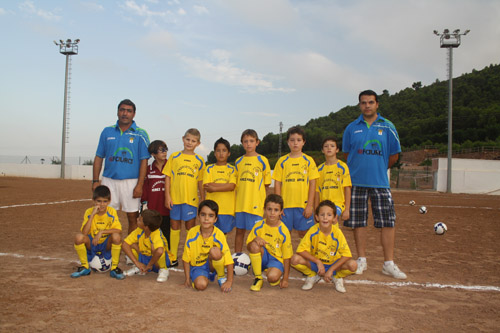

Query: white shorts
left=101, top=177, right=140, bottom=213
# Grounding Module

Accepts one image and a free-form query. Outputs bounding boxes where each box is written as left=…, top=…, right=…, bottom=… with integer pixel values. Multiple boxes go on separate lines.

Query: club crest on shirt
left=129, top=137, right=134, bottom=143
left=378, top=129, right=383, bottom=136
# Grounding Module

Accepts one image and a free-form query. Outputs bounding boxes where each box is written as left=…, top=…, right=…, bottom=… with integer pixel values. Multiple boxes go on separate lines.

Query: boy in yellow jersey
left=273, top=126, right=319, bottom=238
left=315, top=137, right=352, bottom=222
left=71, top=185, right=125, bottom=280
left=247, top=194, right=292, bottom=292
left=291, top=200, right=357, bottom=293
left=182, top=200, right=234, bottom=292
left=163, top=128, right=206, bottom=266
left=234, top=129, right=271, bottom=252
left=203, top=137, right=237, bottom=234
left=122, top=209, right=173, bottom=282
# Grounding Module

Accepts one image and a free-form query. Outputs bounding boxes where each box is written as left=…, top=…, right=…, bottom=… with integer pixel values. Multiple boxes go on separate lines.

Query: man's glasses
left=157, top=148, right=168, bottom=153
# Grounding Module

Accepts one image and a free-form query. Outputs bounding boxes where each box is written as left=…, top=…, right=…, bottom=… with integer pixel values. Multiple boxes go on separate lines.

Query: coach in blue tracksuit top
left=342, top=90, right=407, bottom=280
left=92, top=99, right=150, bottom=235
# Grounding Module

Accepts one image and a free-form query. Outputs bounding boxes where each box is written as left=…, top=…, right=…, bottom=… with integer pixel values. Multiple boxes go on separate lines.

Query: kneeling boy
left=71, top=185, right=124, bottom=280
left=182, top=200, right=234, bottom=292
left=122, top=209, right=173, bottom=282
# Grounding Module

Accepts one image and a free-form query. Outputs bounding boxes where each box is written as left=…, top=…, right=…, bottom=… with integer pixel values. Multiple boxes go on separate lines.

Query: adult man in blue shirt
left=342, top=90, right=406, bottom=279
left=92, top=99, right=150, bottom=237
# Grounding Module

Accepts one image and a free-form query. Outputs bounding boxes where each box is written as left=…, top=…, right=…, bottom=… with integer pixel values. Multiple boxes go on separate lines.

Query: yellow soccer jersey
left=234, top=155, right=271, bottom=216
left=272, top=153, right=319, bottom=209
left=124, top=227, right=174, bottom=261
left=182, top=225, right=233, bottom=267
left=246, top=220, right=293, bottom=264
left=297, top=224, right=352, bottom=265
left=316, top=161, right=352, bottom=208
left=81, top=206, right=121, bottom=244
left=203, top=163, right=237, bottom=216
left=163, top=151, right=205, bottom=207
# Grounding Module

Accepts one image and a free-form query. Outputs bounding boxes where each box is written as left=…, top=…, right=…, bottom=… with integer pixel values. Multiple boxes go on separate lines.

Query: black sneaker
left=110, top=267, right=125, bottom=280
left=71, top=266, right=91, bottom=278
left=170, top=260, right=178, bottom=267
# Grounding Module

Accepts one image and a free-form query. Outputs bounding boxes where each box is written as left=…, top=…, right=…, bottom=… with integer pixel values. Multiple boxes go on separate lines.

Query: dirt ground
left=1, top=177, right=499, bottom=332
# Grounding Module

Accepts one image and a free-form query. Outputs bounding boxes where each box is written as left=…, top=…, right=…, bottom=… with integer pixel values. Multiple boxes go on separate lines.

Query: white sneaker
left=157, top=268, right=169, bottom=282
left=301, top=275, right=321, bottom=291
left=382, top=263, right=407, bottom=279
left=355, top=259, right=367, bottom=275
left=126, top=256, right=134, bottom=265
left=124, top=266, right=141, bottom=276
left=333, top=277, right=346, bottom=293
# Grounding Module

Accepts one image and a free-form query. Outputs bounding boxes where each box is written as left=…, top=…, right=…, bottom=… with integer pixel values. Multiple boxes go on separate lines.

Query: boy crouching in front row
left=122, top=209, right=173, bottom=282
left=71, top=185, right=125, bottom=280
left=182, top=200, right=234, bottom=292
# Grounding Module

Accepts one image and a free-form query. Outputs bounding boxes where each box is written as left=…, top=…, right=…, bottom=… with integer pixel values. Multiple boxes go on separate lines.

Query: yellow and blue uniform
left=82, top=206, right=122, bottom=244
left=296, top=224, right=353, bottom=278
left=316, top=161, right=352, bottom=215
left=124, top=227, right=174, bottom=271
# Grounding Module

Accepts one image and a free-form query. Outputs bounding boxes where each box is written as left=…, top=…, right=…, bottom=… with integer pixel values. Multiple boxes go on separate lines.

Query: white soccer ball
left=409, top=200, right=416, bottom=206
left=419, top=206, right=427, bottom=214
left=232, top=252, right=251, bottom=276
left=89, top=253, right=111, bottom=272
left=434, top=222, right=447, bottom=235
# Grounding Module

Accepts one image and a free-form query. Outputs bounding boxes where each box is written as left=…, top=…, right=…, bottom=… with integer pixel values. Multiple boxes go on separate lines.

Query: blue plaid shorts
left=343, top=186, right=396, bottom=228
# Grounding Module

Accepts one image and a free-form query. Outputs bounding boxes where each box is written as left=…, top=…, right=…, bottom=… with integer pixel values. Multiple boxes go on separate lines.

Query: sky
left=1, top=0, right=499, bottom=163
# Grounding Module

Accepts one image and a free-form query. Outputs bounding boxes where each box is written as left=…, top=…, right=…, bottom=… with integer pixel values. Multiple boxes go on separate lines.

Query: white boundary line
left=0, top=199, right=91, bottom=209
left=1, top=252, right=499, bottom=292
left=396, top=203, right=498, bottom=210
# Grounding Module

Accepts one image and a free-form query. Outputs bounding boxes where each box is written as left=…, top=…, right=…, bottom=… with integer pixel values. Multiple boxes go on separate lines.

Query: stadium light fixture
left=433, top=29, right=469, bottom=193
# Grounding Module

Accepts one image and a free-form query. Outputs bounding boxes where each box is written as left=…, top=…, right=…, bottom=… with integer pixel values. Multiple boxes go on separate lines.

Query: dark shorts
left=344, top=186, right=396, bottom=228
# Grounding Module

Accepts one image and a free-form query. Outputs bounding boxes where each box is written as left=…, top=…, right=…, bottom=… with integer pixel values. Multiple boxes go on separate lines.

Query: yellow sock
left=111, top=243, right=121, bottom=270
left=74, top=243, right=89, bottom=268
left=212, top=258, right=225, bottom=278
left=158, top=253, right=167, bottom=269
left=131, top=248, right=139, bottom=260
left=170, top=229, right=181, bottom=261
left=249, top=252, right=262, bottom=279
left=292, top=263, right=315, bottom=277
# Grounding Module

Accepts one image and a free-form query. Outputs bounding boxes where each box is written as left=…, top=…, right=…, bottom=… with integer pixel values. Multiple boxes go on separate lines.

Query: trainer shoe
left=269, top=280, right=280, bottom=287
left=382, top=263, right=407, bottom=279
left=71, top=266, right=91, bottom=278
left=333, top=277, right=346, bottom=293
left=218, top=277, right=227, bottom=287
left=250, top=277, right=263, bottom=292
left=301, top=274, right=321, bottom=291
left=170, top=260, right=178, bottom=267
left=157, top=268, right=169, bottom=283
left=355, top=259, right=367, bottom=275
left=110, top=267, right=125, bottom=280
left=125, top=256, right=134, bottom=266
left=124, top=266, right=141, bottom=276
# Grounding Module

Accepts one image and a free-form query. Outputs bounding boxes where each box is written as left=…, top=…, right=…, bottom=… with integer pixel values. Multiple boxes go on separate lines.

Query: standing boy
left=273, top=126, right=319, bottom=238
left=315, top=137, right=352, bottom=222
left=71, top=185, right=125, bottom=280
left=247, top=194, right=292, bottom=291
left=182, top=200, right=234, bottom=292
left=203, top=137, right=237, bottom=234
left=163, top=128, right=205, bottom=266
left=342, top=90, right=406, bottom=279
left=234, top=129, right=272, bottom=252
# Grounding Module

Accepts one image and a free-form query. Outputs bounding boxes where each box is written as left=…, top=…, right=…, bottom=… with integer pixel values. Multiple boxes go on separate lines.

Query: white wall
left=433, top=158, right=500, bottom=195
left=0, top=163, right=92, bottom=180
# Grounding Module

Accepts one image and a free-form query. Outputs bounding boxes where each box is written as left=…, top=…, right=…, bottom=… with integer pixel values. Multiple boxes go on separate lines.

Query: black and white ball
left=232, top=252, right=251, bottom=276
left=434, top=222, right=447, bottom=235
left=419, top=206, right=428, bottom=214
left=409, top=200, right=416, bottom=206
left=89, top=253, right=111, bottom=272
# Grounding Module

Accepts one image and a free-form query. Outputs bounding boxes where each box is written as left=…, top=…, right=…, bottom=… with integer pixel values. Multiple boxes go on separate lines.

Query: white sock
left=357, top=257, right=367, bottom=263
left=384, top=260, right=394, bottom=266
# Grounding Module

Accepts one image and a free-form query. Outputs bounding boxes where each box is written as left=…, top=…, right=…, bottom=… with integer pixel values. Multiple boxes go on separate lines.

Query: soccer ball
left=419, top=206, right=427, bottom=214
left=434, top=222, right=447, bottom=235
left=89, top=252, right=111, bottom=272
left=232, top=252, right=251, bottom=276
left=409, top=200, right=416, bottom=206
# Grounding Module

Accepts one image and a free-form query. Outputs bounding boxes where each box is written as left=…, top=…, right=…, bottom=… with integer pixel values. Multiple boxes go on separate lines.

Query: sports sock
left=111, top=243, right=121, bottom=270
left=249, top=252, right=262, bottom=279
left=158, top=253, right=167, bottom=269
left=384, top=260, right=394, bottom=267
left=292, top=263, right=315, bottom=277
left=358, top=257, right=367, bottom=263
left=212, top=258, right=225, bottom=279
left=170, top=229, right=181, bottom=261
left=131, top=248, right=139, bottom=260
left=74, top=243, right=89, bottom=268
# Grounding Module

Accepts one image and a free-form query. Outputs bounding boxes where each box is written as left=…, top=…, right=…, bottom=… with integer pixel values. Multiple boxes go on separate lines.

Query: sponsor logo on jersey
left=109, top=147, right=134, bottom=164
left=357, top=139, right=383, bottom=156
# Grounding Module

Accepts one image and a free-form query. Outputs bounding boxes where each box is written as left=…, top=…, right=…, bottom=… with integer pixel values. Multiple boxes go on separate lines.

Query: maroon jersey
left=141, top=161, right=170, bottom=216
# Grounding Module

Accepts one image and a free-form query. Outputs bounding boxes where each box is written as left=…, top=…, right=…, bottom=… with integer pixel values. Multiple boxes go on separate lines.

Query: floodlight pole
left=54, top=39, right=80, bottom=178
left=433, top=29, right=469, bottom=193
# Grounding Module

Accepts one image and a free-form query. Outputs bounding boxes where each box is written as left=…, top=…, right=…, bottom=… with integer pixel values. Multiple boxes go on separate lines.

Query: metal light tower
left=433, top=29, right=469, bottom=193
left=278, top=121, right=283, bottom=158
left=54, top=38, right=80, bottom=178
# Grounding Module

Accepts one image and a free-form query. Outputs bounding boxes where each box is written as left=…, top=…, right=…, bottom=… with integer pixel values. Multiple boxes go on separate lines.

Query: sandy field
left=1, top=177, right=499, bottom=332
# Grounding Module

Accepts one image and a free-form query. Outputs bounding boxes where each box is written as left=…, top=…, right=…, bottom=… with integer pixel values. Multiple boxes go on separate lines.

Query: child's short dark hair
left=148, top=140, right=168, bottom=155
left=93, top=185, right=111, bottom=200
left=198, top=199, right=219, bottom=217
left=264, top=194, right=284, bottom=211
left=286, top=126, right=306, bottom=141
left=184, top=128, right=201, bottom=141
left=321, top=136, right=339, bottom=147
left=141, top=209, right=162, bottom=231
left=214, top=137, right=230, bottom=151
left=315, top=200, right=337, bottom=217
left=240, top=129, right=259, bottom=142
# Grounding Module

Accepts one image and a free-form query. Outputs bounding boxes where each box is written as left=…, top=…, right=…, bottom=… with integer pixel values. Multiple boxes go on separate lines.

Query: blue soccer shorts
left=190, top=260, right=211, bottom=281
left=344, top=186, right=396, bottom=228
left=235, top=212, right=262, bottom=230
left=261, top=248, right=284, bottom=273
left=138, top=253, right=171, bottom=272
left=215, top=214, right=235, bottom=234
left=87, top=235, right=111, bottom=262
left=170, top=204, right=197, bottom=221
left=281, top=207, right=315, bottom=232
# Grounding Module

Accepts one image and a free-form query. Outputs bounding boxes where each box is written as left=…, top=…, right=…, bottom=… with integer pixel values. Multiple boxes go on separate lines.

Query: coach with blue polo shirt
left=92, top=99, right=150, bottom=236
left=342, top=90, right=407, bottom=279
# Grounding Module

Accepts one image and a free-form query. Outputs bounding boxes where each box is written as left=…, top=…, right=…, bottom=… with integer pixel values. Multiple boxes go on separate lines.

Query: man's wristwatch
left=92, top=179, right=100, bottom=184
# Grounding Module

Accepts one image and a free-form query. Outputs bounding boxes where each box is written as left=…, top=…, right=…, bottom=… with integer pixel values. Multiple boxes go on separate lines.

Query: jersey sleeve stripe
left=186, top=232, right=200, bottom=249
